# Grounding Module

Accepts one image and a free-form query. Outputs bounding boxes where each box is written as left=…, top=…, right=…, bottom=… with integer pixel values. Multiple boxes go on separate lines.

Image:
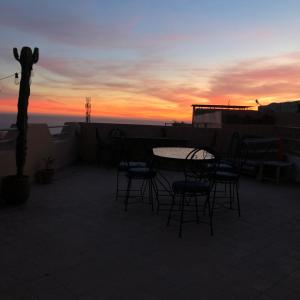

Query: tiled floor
left=0, top=165, right=299, bottom=299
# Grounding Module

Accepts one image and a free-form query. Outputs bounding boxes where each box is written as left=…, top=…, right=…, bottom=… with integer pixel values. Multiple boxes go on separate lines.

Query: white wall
left=194, top=111, right=222, bottom=128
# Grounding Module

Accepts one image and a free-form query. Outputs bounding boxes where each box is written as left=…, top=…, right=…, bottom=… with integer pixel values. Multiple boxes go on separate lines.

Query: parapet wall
left=79, top=122, right=277, bottom=163
left=1, top=121, right=299, bottom=183
left=79, top=122, right=300, bottom=182
left=0, top=124, right=79, bottom=184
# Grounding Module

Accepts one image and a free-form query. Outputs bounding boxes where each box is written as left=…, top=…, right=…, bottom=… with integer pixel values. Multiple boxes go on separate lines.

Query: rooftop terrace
left=0, top=164, right=300, bottom=299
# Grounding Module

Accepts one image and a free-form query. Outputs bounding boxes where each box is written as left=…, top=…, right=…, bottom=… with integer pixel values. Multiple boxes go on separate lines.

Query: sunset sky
left=0, top=0, right=300, bottom=123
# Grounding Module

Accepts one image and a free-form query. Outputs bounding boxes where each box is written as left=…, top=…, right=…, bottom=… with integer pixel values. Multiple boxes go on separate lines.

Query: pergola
left=191, top=104, right=252, bottom=125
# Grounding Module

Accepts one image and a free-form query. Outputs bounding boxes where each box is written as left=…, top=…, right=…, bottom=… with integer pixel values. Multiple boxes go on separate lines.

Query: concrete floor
left=0, top=164, right=300, bottom=300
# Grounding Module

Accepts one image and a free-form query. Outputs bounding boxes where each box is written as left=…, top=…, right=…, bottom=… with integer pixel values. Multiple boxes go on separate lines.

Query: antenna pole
left=85, top=97, right=91, bottom=123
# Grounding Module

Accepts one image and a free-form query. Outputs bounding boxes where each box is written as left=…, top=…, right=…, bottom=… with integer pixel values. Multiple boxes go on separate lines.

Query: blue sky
left=0, top=0, right=300, bottom=121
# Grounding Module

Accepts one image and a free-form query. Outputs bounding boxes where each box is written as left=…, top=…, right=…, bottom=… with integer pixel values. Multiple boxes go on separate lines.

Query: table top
left=153, top=147, right=215, bottom=160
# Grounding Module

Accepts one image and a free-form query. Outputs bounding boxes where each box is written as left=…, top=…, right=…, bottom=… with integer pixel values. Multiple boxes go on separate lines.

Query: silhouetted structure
left=258, top=100, right=300, bottom=113
left=14, top=47, right=39, bottom=176
left=190, top=104, right=276, bottom=128
left=1, top=47, right=39, bottom=204
left=85, top=97, right=91, bottom=123
left=192, top=104, right=252, bottom=127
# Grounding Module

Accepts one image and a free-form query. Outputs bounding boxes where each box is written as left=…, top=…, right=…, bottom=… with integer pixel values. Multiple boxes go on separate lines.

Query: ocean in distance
left=0, top=112, right=164, bottom=129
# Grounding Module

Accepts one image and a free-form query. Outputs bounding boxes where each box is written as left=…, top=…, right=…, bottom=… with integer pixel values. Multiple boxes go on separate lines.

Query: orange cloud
left=0, top=97, right=18, bottom=113
left=1, top=51, right=300, bottom=123
left=200, top=53, right=300, bottom=106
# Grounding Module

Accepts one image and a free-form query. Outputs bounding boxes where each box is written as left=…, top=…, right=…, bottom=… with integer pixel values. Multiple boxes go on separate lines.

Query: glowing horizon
left=1, top=0, right=300, bottom=123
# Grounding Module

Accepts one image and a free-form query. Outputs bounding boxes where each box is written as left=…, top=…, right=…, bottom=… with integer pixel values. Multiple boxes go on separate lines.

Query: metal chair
left=212, top=169, right=241, bottom=216
left=124, top=164, right=158, bottom=212
left=167, top=148, right=216, bottom=237
left=116, top=160, right=147, bottom=201
left=108, top=128, right=126, bottom=166
left=95, top=128, right=108, bottom=165
left=115, top=134, right=149, bottom=202
left=218, top=131, right=241, bottom=172
left=117, top=136, right=158, bottom=211
left=212, top=134, right=244, bottom=217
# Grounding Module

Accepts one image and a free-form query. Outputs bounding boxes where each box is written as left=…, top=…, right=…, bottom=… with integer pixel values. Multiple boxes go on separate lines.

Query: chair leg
left=152, top=179, right=160, bottom=214
left=179, top=194, right=185, bottom=238
left=148, top=178, right=154, bottom=211
left=203, top=194, right=208, bottom=216
left=167, top=194, right=175, bottom=226
left=205, top=182, right=216, bottom=215
left=229, top=182, right=233, bottom=209
left=276, top=166, right=281, bottom=185
left=195, top=196, right=199, bottom=224
left=236, top=182, right=241, bottom=217
left=124, top=177, right=132, bottom=212
left=212, top=182, right=217, bottom=208
left=209, top=193, right=215, bottom=236
left=140, top=179, right=146, bottom=200
left=116, top=169, right=120, bottom=201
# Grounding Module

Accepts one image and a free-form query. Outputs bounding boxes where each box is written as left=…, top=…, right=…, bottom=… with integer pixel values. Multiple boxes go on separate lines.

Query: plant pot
left=35, top=169, right=54, bottom=184
left=1, top=175, right=30, bottom=205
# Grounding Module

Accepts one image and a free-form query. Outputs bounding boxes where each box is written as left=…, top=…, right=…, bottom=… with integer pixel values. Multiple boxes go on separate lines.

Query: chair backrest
left=209, top=130, right=217, bottom=150
left=109, top=128, right=125, bottom=139
left=108, top=128, right=126, bottom=165
left=227, top=132, right=241, bottom=160
left=95, top=128, right=101, bottom=143
left=184, top=147, right=217, bottom=188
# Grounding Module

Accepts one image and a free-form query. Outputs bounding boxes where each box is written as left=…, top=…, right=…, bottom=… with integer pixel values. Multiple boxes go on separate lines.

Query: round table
left=152, top=147, right=215, bottom=204
left=153, top=147, right=215, bottom=161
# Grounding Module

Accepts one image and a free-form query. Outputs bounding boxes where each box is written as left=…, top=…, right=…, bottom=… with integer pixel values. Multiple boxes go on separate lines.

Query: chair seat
left=118, top=161, right=147, bottom=171
left=215, top=171, right=239, bottom=181
left=172, top=180, right=210, bottom=194
left=217, top=162, right=234, bottom=172
left=262, top=160, right=293, bottom=167
left=127, top=167, right=156, bottom=179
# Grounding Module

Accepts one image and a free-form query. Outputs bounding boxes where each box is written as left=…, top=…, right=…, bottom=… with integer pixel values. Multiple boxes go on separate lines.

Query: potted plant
left=1, top=47, right=39, bottom=204
left=35, top=156, right=55, bottom=184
